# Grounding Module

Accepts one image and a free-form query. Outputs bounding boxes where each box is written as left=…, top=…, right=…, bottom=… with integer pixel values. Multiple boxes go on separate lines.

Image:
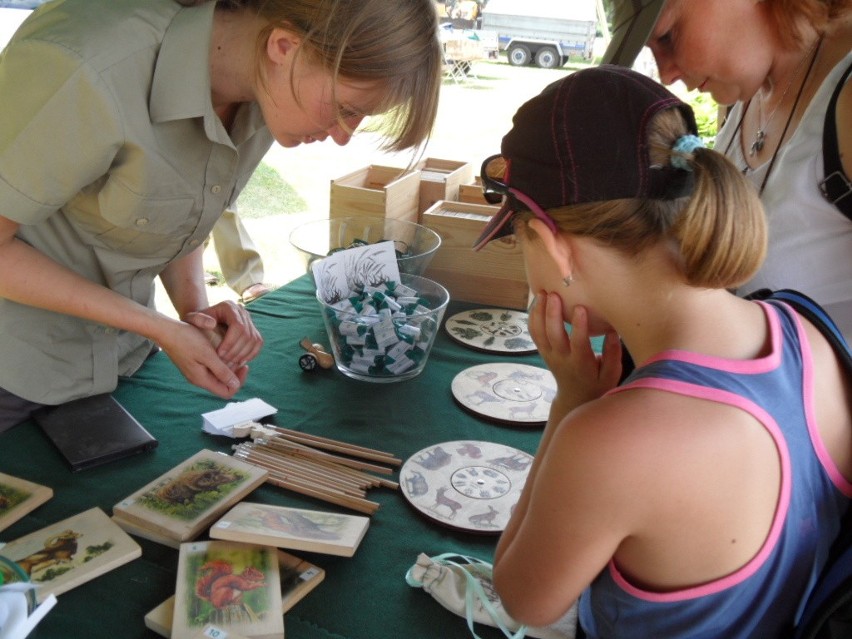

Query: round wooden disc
left=399, top=440, right=533, bottom=533
left=451, top=363, right=555, bottom=426
left=444, top=308, right=536, bottom=354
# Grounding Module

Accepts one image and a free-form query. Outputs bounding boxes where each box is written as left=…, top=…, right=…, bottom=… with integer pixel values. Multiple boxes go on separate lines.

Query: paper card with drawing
left=312, top=240, right=400, bottom=304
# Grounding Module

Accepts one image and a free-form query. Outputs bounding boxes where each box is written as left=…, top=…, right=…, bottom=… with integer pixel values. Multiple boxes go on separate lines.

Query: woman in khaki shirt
left=0, top=0, right=442, bottom=430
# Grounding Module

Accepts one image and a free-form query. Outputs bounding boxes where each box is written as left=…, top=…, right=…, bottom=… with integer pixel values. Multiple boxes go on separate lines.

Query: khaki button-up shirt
left=0, top=0, right=274, bottom=403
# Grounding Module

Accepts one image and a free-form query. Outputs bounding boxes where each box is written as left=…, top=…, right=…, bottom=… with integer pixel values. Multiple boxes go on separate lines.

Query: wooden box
left=416, top=158, right=474, bottom=215
left=330, top=164, right=421, bottom=223
left=458, top=177, right=490, bottom=205
left=422, top=201, right=529, bottom=310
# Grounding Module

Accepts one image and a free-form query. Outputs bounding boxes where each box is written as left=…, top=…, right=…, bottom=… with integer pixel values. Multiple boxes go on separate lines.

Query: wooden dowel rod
left=264, top=428, right=402, bottom=466
left=264, top=474, right=379, bottom=516
left=235, top=448, right=366, bottom=497
left=270, top=456, right=367, bottom=496
left=256, top=437, right=395, bottom=475
left=251, top=442, right=399, bottom=491
left=234, top=452, right=380, bottom=515
left=263, top=425, right=401, bottom=464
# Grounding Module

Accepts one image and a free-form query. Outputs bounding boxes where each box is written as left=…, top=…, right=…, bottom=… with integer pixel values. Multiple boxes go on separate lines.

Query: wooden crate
left=330, top=165, right=421, bottom=223
left=458, top=177, right=490, bottom=205
left=417, top=158, right=474, bottom=215
left=422, top=201, right=529, bottom=310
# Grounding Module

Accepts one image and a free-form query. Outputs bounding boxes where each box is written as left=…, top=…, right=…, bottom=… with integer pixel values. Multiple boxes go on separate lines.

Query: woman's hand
left=182, top=300, right=264, bottom=371
left=155, top=312, right=257, bottom=399
left=529, top=292, right=622, bottom=415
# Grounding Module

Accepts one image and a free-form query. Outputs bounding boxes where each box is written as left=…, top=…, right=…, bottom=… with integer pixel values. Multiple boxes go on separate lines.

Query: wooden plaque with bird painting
left=172, top=540, right=283, bottom=639
left=210, top=502, right=370, bottom=558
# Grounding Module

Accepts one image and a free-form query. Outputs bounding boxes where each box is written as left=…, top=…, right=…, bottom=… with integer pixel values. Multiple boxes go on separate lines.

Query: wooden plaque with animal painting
left=145, top=549, right=325, bottom=638
left=172, top=540, right=283, bottom=639
left=112, top=450, right=267, bottom=545
left=0, top=472, right=53, bottom=532
left=0, top=507, right=140, bottom=602
left=210, top=502, right=370, bottom=558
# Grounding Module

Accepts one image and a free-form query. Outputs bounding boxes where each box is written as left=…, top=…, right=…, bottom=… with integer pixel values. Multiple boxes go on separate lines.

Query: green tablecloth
left=0, top=274, right=547, bottom=639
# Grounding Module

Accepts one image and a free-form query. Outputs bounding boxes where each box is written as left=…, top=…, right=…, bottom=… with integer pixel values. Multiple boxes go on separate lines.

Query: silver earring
left=562, top=275, right=573, bottom=287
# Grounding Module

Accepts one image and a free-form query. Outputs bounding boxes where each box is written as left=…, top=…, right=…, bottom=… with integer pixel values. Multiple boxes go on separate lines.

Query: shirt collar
left=149, top=3, right=268, bottom=147
left=149, top=2, right=215, bottom=124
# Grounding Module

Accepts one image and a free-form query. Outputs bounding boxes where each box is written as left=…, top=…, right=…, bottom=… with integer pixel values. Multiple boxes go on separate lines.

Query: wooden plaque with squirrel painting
left=172, top=540, right=283, bottom=639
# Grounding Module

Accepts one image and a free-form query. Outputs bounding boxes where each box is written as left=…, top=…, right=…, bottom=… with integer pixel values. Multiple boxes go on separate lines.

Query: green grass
left=237, top=161, right=308, bottom=219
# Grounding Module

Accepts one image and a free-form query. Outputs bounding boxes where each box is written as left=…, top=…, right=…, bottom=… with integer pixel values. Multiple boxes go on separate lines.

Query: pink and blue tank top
left=579, top=301, right=852, bottom=638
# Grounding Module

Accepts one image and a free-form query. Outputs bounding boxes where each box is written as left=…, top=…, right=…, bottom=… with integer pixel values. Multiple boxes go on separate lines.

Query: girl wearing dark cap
left=478, top=65, right=852, bottom=638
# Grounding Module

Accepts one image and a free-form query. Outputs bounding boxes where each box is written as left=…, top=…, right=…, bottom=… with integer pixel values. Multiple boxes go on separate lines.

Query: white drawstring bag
left=405, top=553, right=576, bottom=639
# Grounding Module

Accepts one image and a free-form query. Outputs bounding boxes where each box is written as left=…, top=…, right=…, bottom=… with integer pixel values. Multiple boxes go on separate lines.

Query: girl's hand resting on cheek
left=528, top=292, right=622, bottom=411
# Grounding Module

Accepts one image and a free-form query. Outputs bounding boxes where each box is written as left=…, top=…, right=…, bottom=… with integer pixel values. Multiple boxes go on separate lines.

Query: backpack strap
left=761, top=288, right=851, bottom=364
left=819, top=61, right=852, bottom=220
left=747, top=289, right=852, bottom=639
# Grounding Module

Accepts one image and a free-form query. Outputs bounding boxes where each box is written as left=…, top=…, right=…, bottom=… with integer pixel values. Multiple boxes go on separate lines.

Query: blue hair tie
left=671, top=134, right=705, bottom=171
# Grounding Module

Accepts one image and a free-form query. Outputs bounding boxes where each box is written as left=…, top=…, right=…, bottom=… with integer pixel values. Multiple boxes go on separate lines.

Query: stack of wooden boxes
left=329, top=159, right=529, bottom=310
left=330, top=164, right=421, bottom=223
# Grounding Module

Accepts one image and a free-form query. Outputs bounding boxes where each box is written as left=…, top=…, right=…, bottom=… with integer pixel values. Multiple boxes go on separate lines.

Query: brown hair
left=516, top=108, right=767, bottom=290
left=762, top=0, right=852, bottom=48
left=180, top=0, right=442, bottom=153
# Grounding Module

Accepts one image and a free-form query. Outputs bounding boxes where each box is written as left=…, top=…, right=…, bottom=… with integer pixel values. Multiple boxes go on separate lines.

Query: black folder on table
left=33, top=393, right=158, bottom=471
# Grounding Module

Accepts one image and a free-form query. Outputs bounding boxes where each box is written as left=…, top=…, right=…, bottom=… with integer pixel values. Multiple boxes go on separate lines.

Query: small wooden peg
left=299, top=337, right=334, bottom=369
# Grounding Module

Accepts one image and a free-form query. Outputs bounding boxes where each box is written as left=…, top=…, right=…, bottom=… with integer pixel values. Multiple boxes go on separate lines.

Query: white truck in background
left=480, top=0, right=598, bottom=69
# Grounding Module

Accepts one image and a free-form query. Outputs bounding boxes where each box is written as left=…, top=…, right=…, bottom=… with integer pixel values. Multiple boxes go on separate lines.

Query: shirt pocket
left=67, top=177, right=198, bottom=257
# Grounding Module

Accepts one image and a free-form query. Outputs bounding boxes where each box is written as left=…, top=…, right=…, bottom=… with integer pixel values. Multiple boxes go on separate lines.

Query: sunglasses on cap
left=479, top=154, right=559, bottom=236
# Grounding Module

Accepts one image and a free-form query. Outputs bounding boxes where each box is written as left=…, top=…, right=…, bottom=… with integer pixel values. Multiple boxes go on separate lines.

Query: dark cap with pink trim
left=473, top=65, right=697, bottom=251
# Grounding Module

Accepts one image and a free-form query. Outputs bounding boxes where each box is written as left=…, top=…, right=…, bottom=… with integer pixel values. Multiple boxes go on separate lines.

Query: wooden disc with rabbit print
left=451, top=363, right=555, bottom=426
left=400, top=440, right=533, bottom=533
left=444, top=308, right=536, bottom=354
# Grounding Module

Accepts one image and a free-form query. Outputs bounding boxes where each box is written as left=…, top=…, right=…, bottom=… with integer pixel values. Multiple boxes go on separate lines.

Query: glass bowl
left=289, top=216, right=442, bottom=280
left=316, top=273, right=450, bottom=382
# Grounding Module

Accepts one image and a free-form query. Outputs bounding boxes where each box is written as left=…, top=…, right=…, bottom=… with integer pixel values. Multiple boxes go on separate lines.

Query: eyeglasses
left=480, top=154, right=559, bottom=235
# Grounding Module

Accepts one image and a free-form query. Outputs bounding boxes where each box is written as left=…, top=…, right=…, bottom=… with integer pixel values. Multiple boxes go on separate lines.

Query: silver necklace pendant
left=750, top=129, right=766, bottom=156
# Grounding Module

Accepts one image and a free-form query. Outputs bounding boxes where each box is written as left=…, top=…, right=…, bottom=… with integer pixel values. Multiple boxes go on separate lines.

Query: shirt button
left=211, top=185, right=222, bottom=194
left=135, top=218, right=149, bottom=227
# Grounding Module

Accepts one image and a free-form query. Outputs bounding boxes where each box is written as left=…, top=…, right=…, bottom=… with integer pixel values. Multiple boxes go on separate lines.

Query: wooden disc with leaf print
left=444, top=308, right=536, bottom=354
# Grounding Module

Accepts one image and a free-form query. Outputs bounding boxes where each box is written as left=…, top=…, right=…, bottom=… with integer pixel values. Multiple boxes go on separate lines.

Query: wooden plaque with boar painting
left=112, top=450, right=267, bottom=545
left=172, top=540, right=283, bottom=639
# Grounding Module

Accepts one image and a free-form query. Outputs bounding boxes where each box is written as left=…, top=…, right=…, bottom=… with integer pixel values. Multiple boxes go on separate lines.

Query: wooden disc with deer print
left=451, top=363, right=555, bottom=426
left=400, top=440, right=533, bottom=533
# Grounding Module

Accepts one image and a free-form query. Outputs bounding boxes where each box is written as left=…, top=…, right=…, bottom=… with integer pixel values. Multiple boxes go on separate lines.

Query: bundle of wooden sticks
left=232, top=423, right=401, bottom=515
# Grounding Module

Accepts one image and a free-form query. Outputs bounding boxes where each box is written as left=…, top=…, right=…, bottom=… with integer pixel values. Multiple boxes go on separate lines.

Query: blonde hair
left=517, top=109, right=767, bottom=290
left=181, top=0, right=442, bottom=153
left=762, top=0, right=852, bottom=48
